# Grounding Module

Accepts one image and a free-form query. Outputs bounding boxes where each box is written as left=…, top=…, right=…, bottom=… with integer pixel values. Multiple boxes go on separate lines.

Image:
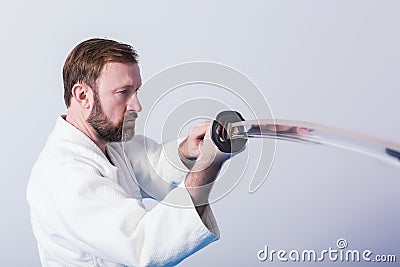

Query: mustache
left=124, top=112, right=138, bottom=121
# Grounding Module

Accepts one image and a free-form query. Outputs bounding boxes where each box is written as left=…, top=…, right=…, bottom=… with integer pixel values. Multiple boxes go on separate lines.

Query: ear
left=71, top=83, right=92, bottom=109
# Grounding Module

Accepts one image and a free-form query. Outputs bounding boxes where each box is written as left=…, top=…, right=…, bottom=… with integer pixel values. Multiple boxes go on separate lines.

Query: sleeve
left=50, top=161, right=219, bottom=267
left=123, top=135, right=190, bottom=201
left=123, top=135, right=220, bottom=235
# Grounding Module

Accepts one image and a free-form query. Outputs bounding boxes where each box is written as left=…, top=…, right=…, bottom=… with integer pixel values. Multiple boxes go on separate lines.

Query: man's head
left=63, top=38, right=142, bottom=143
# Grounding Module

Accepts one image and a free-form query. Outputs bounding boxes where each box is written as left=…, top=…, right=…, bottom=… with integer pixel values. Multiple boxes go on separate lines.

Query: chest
left=108, top=148, right=142, bottom=200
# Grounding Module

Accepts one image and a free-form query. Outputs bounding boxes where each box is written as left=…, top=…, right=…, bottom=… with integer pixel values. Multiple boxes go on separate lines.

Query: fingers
left=189, top=121, right=212, bottom=140
left=179, top=121, right=213, bottom=161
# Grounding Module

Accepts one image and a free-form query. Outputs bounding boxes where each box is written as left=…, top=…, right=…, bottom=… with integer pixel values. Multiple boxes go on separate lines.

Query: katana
left=211, top=111, right=400, bottom=167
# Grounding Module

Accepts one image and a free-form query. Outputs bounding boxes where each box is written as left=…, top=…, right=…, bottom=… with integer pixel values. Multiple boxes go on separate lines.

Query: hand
left=179, top=122, right=208, bottom=161
left=182, top=122, right=246, bottom=215
left=179, top=121, right=231, bottom=170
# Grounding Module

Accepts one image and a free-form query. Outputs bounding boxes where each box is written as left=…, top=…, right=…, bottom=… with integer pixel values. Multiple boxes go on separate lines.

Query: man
left=27, top=38, right=235, bottom=266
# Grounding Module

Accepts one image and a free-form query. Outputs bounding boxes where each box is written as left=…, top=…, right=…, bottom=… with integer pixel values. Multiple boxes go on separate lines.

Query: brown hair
left=63, top=38, right=138, bottom=107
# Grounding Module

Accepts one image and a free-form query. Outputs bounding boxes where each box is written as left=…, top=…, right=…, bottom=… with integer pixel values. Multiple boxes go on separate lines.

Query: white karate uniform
left=27, top=116, right=219, bottom=267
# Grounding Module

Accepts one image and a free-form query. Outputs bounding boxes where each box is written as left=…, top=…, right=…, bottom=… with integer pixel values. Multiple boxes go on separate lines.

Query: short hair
left=63, top=38, right=139, bottom=107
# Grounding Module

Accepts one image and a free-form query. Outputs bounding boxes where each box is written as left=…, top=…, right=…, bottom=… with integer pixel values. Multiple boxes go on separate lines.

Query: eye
left=119, top=89, right=128, bottom=95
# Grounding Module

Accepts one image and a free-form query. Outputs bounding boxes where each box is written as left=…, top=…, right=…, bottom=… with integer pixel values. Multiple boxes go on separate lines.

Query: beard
left=87, top=90, right=136, bottom=142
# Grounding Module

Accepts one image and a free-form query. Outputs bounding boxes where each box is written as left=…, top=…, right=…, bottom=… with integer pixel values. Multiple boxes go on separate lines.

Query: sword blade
left=228, top=119, right=400, bottom=167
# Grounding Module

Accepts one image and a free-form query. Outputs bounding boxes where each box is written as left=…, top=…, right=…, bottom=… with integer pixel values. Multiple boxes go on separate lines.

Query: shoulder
left=29, top=133, right=117, bottom=192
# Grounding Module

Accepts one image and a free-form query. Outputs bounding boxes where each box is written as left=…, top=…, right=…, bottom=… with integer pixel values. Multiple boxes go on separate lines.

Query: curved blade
left=228, top=119, right=400, bottom=192
left=229, top=119, right=400, bottom=164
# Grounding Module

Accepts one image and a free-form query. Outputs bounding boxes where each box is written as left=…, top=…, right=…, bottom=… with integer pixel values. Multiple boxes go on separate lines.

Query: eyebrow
left=115, top=85, right=141, bottom=91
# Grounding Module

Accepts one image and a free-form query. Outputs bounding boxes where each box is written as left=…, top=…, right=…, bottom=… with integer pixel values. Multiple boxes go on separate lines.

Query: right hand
left=180, top=121, right=236, bottom=171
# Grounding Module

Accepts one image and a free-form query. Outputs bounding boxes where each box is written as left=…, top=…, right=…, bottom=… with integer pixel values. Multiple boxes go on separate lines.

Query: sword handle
left=211, top=111, right=248, bottom=153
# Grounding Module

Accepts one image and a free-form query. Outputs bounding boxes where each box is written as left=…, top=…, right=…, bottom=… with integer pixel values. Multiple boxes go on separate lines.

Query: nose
left=127, top=93, right=142, bottom=113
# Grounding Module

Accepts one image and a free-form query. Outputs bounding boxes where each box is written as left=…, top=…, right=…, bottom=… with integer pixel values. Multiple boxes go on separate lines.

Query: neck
left=65, top=109, right=108, bottom=154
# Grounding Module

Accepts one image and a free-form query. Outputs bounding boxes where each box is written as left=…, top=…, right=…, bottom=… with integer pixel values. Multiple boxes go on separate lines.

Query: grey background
left=1, top=0, right=399, bottom=266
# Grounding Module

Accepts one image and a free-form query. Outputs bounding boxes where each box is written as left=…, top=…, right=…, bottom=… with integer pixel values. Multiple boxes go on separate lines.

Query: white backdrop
left=1, top=1, right=399, bottom=266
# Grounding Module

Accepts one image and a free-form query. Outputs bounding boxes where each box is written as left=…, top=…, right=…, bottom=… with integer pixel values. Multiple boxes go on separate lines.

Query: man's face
left=87, top=62, right=142, bottom=142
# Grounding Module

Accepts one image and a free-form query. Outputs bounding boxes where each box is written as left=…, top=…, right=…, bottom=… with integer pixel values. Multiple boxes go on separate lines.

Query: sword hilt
left=211, top=111, right=248, bottom=153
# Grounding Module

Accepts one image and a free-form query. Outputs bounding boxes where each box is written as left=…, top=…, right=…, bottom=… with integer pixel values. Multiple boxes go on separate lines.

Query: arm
left=124, top=135, right=190, bottom=200
left=125, top=122, right=232, bottom=207
left=179, top=122, right=232, bottom=217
